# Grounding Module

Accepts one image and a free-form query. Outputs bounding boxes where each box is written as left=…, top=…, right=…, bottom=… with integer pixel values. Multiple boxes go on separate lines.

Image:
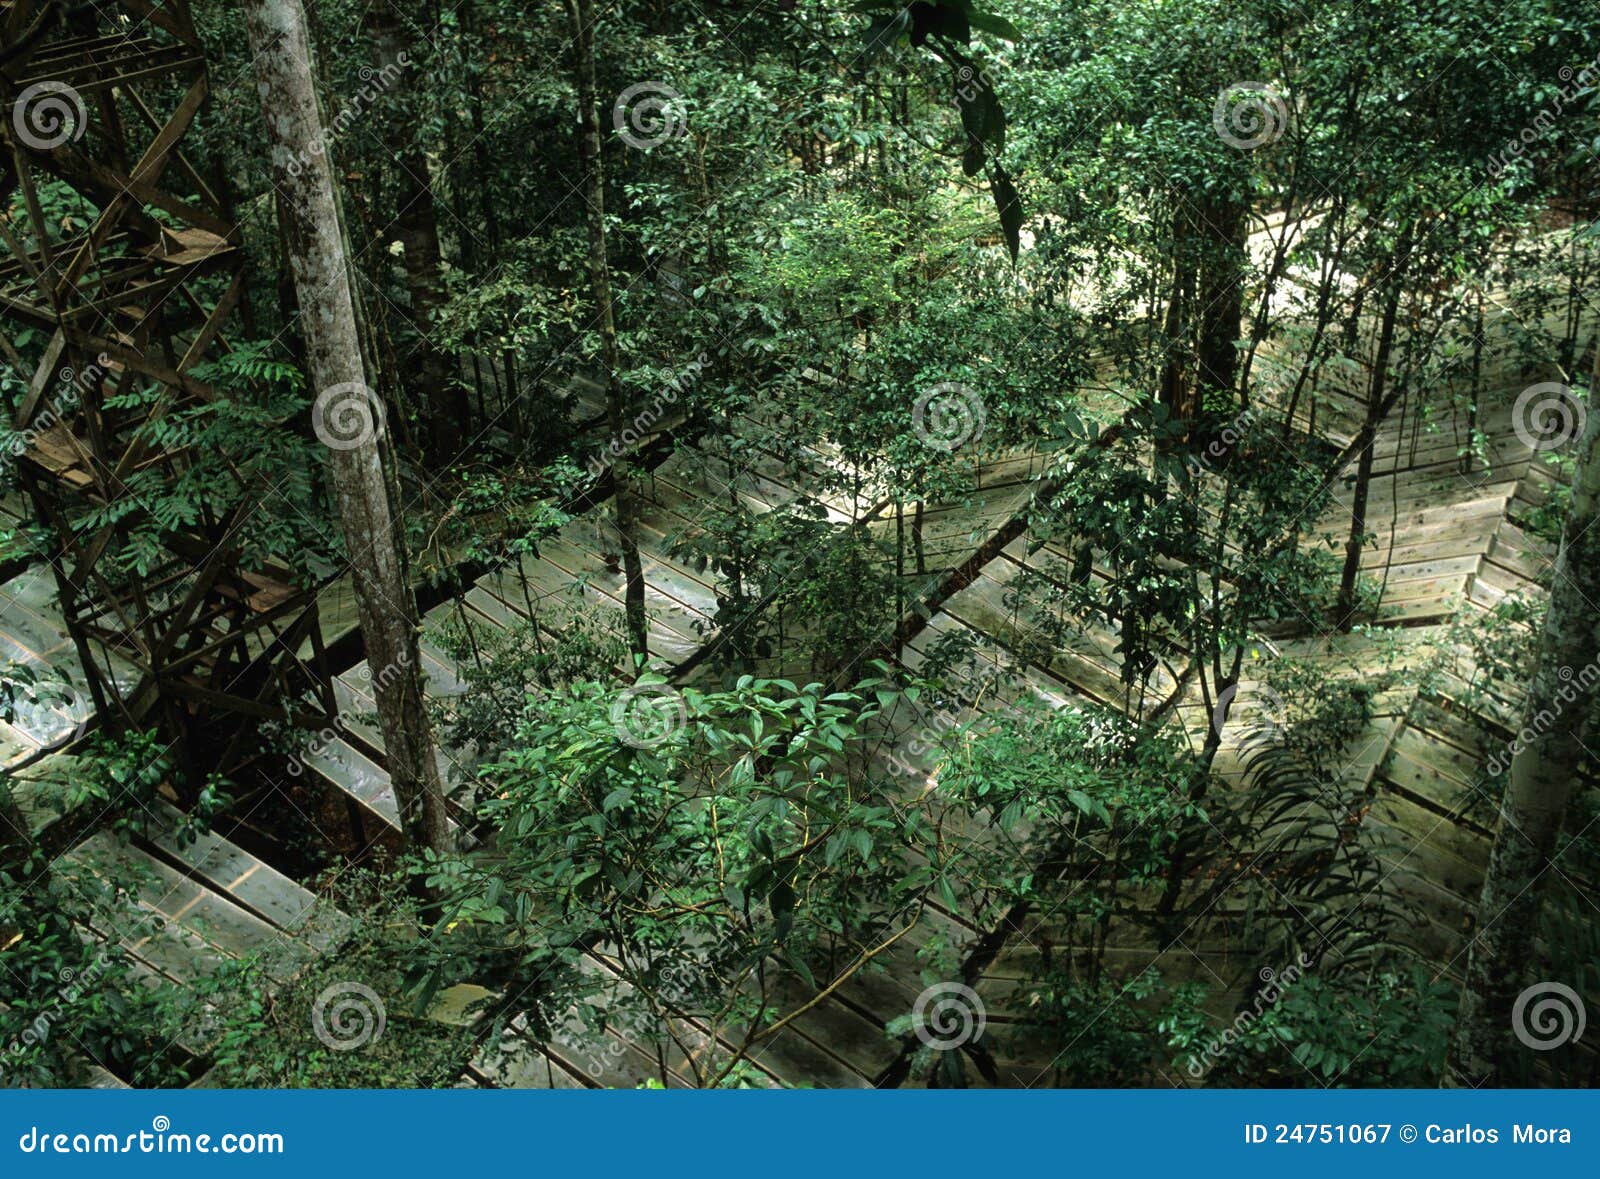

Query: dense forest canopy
left=0, top=0, right=1597, bottom=1090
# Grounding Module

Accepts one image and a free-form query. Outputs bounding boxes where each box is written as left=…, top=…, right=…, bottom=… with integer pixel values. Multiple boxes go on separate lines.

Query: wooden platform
left=6, top=216, right=1590, bottom=1085
left=299, top=408, right=903, bottom=835
left=54, top=804, right=350, bottom=1086
left=330, top=333, right=1580, bottom=1087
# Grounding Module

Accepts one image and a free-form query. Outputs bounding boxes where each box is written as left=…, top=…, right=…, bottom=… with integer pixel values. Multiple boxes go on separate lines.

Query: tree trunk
left=564, top=0, right=649, bottom=662
left=1335, top=242, right=1408, bottom=630
left=1449, top=354, right=1600, bottom=1086
left=1158, top=223, right=1195, bottom=437
left=0, top=778, right=34, bottom=879
left=1195, top=194, right=1246, bottom=404
left=369, top=1, right=465, bottom=465
left=243, top=0, right=451, bottom=853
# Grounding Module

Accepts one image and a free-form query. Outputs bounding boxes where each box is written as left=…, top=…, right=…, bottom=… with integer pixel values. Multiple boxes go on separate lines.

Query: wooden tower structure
left=0, top=0, right=334, bottom=784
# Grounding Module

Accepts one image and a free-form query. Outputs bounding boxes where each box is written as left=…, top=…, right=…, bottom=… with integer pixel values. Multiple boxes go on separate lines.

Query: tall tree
left=0, top=778, right=32, bottom=881
left=563, top=0, right=649, bottom=661
left=1449, top=354, right=1600, bottom=1084
left=368, top=0, right=466, bottom=465
left=1334, top=229, right=1412, bottom=630
left=242, top=0, right=451, bottom=852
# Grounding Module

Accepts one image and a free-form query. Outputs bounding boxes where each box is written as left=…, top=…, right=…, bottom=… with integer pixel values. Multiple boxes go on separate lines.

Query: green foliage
left=52, top=341, right=334, bottom=581
left=737, top=193, right=913, bottom=321
left=9, top=731, right=202, bottom=855
left=0, top=725, right=253, bottom=1087
left=0, top=659, right=77, bottom=742
left=1016, top=968, right=1187, bottom=1086
left=0, top=897, right=199, bottom=1088
left=197, top=877, right=478, bottom=1088
left=1175, top=967, right=1458, bottom=1087
left=1226, top=660, right=1408, bottom=969
left=4, top=0, right=1595, bottom=1092
left=935, top=700, right=1192, bottom=899
left=430, top=597, right=629, bottom=778
left=421, top=671, right=934, bottom=1086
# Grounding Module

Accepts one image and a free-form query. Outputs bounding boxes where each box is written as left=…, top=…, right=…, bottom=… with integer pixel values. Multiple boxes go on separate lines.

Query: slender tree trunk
left=1195, top=193, right=1246, bottom=404
left=564, top=0, right=649, bottom=662
left=243, top=0, right=450, bottom=853
left=1335, top=240, right=1409, bottom=630
left=1281, top=198, right=1350, bottom=440
left=1158, top=218, right=1195, bottom=436
left=369, top=1, right=465, bottom=465
left=304, top=0, right=401, bottom=450
left=1449, top=353, right=1600, bottom=1086
left=457, top=0, right=526, bottom=443
left=0, top=779, right=34, bottom=880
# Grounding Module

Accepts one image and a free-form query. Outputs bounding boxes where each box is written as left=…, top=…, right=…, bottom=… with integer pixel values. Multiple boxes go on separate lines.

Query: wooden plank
left=143, top=803, right=351, bottom=953
left=468, top=1018, right=591, bottom=1089
left=302, top=736, right=399, bottom=831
